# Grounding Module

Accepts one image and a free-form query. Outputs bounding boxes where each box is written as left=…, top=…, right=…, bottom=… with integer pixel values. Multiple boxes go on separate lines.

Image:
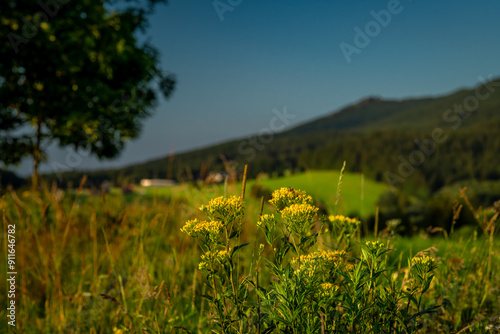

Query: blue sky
left=13, top=0, right=500, bottom=175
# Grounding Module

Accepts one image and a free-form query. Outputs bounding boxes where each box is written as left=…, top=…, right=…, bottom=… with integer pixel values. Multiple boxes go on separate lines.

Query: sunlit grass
left=0, top=174, right=498, bottom=333
left=137, top=169, right=388, bottom=218
left=248, top=170, right=388, bottom=217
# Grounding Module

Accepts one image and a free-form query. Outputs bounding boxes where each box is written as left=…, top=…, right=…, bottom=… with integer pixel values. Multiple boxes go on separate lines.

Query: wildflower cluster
left=257, top=213, right=276, bottom=229
left=404, top=254, right=439, bottom=317
left=182, top=185, right=450, bottom=333
left=329, top=214, right=360, bottom=240
left=363, top=240, right=387, bottom=258
left=200, top=195, right=244, bottom=224
left=329, top=215, right=360, bottom=230
left=269, top=187, right=313, bottom=211
left=199, top=249, right=231, bottom=272
left=280, top=203, right=319, bottom=235
left=180, top=194, right=251, bottom=333
left=412, top=255, right=437, bottom=278
left=412, top=255, right=436, bottom=270
left=257, top=187, right=320, bottom=255
left=319, top=282, right=340, bottom=299
left=291, top=249, right=346, bottom=278
left=180, top=219, right=224, bottom=243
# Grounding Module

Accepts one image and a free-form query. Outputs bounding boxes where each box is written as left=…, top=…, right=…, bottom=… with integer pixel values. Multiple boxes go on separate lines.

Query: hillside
left=45, top=78, right=500, bottom=192
left=281, top=97, right=436, bottom=136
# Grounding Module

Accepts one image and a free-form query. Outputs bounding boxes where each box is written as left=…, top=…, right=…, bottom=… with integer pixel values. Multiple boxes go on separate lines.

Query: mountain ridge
left=41, top=77, right=500, bottom=191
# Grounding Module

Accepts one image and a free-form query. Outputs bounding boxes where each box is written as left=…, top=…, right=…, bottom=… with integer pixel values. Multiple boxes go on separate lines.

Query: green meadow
left=0, top=170, right=498, bottom=333
left=140, top=170, right=388, bottom=218
left=248, top=170, right=387, bottom=217
left=3, top=1, right=500, bottom=333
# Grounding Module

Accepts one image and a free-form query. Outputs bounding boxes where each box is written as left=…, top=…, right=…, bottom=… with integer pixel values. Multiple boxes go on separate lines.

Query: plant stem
left=256, top=267, right=261, bottom=334
left=229, top=263, right=240, bottom=331
left=320, top=311, right=325, bottom=334
left=212, top=275, right=225, bottom=334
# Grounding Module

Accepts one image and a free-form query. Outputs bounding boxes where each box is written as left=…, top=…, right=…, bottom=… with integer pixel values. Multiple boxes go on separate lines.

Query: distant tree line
left=38, top=117, right=500, bottom=196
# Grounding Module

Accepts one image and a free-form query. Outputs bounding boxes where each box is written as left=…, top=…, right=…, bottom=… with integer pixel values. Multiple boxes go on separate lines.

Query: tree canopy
left=0, top=0, right=175, bottom=187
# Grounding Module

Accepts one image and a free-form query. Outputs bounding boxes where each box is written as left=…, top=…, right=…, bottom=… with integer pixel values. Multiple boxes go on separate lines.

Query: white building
left=140, top=179, right=176, bottom=187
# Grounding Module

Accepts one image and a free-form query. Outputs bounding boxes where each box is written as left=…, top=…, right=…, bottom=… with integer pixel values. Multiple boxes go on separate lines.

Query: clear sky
left=13, top=0, right=500, bottom=176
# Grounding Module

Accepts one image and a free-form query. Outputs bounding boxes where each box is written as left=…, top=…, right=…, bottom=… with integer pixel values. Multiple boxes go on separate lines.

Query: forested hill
left=46, top=78, right=500, bottom=192
left=280, top=97, right=436, bottom=136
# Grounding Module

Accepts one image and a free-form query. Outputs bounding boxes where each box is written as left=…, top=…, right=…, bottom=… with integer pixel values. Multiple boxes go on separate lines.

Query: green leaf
left=231, top=242, right=250, bottom=257
left=377, top=248, right=392, bottom=259
left=262, top=325, right=276, bottom=334
left=201, top=294, right=214, bottom=302
left=228, top=229, right=239, bottom=239
left=264, top=227, right=274, bottom=245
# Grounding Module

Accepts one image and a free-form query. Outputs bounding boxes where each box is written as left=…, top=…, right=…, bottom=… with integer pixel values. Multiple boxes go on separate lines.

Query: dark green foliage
left=0, top=0, right=175, bottom=186
left=0, top=169, right=25, bottom=189
left=370, top=179, right=500, bottom=236
left=44, top=78, right=500, bottom=196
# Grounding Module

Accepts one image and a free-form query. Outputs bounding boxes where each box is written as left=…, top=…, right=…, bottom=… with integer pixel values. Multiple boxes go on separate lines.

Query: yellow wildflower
left=269, top=187, right=313, bottom=211
left=319, top=282, right=340, bottom=298
left=257, top=213, right=276, bottom=229
left=199, top=249, right=231, bottom=271
left=328, top=215, right=360, bottom=237
left=200, top=196, right=244, bottom=224
left=292, top=249, right=346, bottom=277
left=344, top=263, right=355, bottom=273
left=412, top=255, right=436, bottom=273
left=412, top=255, right=434, bottom=266
left=280, top=203, right=318, bottom=235
left=361, top=240, right=387, bottom=260
left=365, top=240, right=385, bottom=252
left=328, top=215, right=360, bottom=225
left=180, top=219, right=224, bottom=242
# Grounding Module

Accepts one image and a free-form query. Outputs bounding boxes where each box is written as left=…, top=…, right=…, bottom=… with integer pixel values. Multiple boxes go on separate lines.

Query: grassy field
left=138, top=170, right=388, bottom=218
left=0, top=175, right=498, bottom=333
left=248, top=170, right=388, bottom=217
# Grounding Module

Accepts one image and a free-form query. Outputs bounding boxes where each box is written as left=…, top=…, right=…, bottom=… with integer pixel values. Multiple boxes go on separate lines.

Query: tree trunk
left=32, top=116, right=42, bottom=190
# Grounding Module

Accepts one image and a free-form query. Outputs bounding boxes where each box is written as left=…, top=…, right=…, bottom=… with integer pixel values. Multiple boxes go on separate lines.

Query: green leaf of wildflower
left=228, top=229, right=239, bottom=240
left=377, top=248, right=392, bottom=259
left=201, top=294, right=214, bottom=302
left=298, top=233, right=318, bottom=249
left=262, top=326, right=277, bottom=334
left=421, top=275, right=434, bottom=294
left=264, top=227, right=274, bottom=245
left=257, top=286, right=268, bottom=294
left=361, top=248, right=370, bottom=261
left=231, top=243, right=250, bottom=257
left=407, top=294, right=419, bottom=307
left=336, top=270, right=353, bottom=284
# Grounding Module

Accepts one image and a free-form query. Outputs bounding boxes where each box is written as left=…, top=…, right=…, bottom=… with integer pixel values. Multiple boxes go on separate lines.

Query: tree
left=0, top=0, right=175, bottom=188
